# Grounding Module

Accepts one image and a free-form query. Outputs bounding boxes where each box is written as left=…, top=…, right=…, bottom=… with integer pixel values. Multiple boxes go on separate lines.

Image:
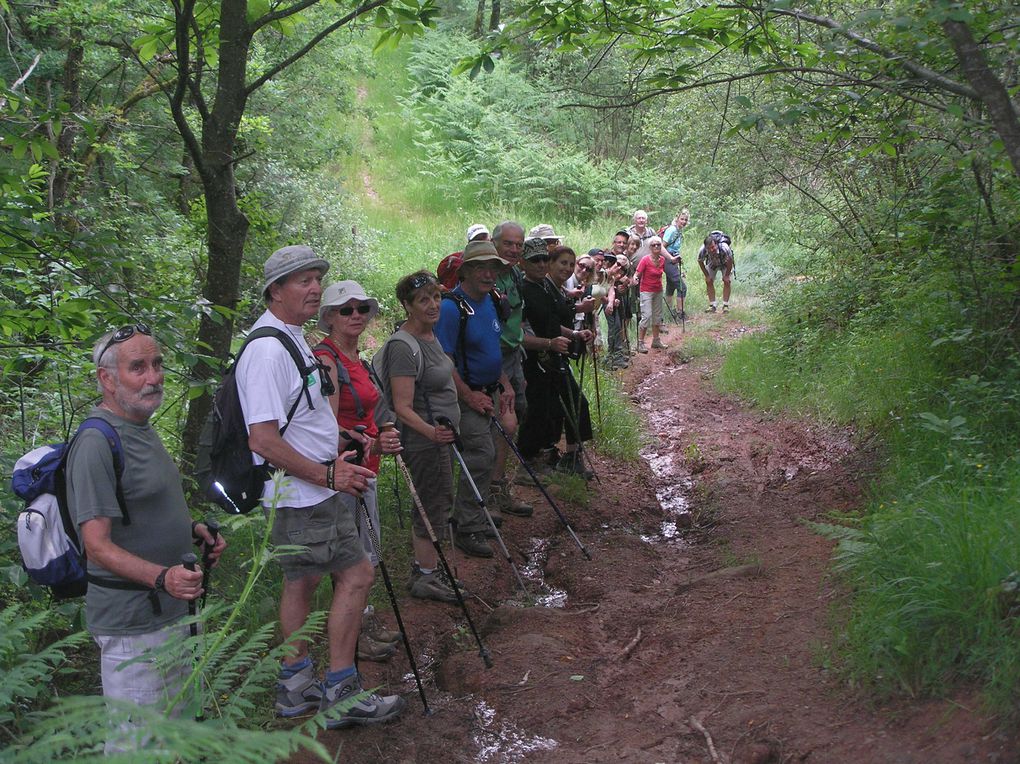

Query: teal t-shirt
left=66, top=407, right=191, bottom=636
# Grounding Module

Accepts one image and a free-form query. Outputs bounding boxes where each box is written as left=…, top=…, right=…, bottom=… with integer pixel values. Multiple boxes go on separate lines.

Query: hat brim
left=462, top=254, right=511, bottom=266
left=262, top=259, right=330, bottom=296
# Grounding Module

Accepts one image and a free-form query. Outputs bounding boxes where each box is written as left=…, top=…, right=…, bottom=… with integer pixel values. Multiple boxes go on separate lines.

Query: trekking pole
left=380, top=423, right=493, bottom=669
left=341, top=429, right=430, bottom=713
left=556, top=363, right=601, bottom=485
left=181, top=552, right=204, bottom=722
left=490, top=416, right=592, bottom=560
left=200, top=518, right=220, bottom=608
left=590, top=343, right=603, bottom=430
left=434, top=415, right=529, bottom=596
left=680, top=291, right=686, bottom=334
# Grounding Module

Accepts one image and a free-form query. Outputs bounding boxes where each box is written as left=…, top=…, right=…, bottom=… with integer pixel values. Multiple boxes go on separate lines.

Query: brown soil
left=291, top=319, right=1019, bottom=764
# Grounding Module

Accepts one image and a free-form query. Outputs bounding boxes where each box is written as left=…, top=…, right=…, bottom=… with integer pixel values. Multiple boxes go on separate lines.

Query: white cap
left=466, top=223, right=490, bottom=242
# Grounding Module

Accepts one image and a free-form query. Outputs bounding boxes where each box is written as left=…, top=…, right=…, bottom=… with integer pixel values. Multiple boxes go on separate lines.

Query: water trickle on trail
left=635, top=365, right=696, bottom=546
left=471, top=699, right=558, bottom=762
left=518, top=537, right=568, bottom=608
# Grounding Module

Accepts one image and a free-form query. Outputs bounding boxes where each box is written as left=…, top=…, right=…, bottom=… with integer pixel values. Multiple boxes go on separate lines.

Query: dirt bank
left=292, top=319, right=1019, bottom=764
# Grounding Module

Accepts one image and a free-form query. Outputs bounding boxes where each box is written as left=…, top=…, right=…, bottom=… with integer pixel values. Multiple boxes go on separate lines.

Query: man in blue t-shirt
left=436, top=239, right=514, bottom=558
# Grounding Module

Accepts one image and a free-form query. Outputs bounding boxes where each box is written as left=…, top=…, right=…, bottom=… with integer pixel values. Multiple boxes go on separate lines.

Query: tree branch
left=168, top=0, right=207, bottom=180
left=246, top=0, right=390, bottom=95
left=249, top=0, right=324, bottom=35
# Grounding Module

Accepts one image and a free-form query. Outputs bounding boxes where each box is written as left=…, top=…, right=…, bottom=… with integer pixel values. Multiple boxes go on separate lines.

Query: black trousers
left=519, top=353, right=593, bottom=459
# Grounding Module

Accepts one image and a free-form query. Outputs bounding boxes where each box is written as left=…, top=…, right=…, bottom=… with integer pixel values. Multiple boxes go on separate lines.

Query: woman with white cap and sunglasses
left=313, top=281, right=404, bottom=662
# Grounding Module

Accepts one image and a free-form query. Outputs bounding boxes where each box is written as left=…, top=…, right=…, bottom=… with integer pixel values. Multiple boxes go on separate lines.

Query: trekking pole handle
left=182, top=552, right=198, bottom=572
left=340, top=424, right=368, bottom=465
left=434, top=416, right=462, bottom=450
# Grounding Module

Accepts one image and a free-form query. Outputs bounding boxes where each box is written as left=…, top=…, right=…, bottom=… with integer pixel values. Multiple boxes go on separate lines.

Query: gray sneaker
left=454, top=531, right=493, bottom=558
left=409, top=569, right=459, bottom=603
left=320, top=674, right=406, bottom=729
left=276, top=662, right=322, bottom=718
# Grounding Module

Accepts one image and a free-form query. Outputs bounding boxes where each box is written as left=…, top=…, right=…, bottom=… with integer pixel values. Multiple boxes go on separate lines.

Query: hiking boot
left=555, top=453, right=594, bottom=480
left=722, top=303, right=730, bottom=313
left=454, top=531, right=493, bottom=558
left=660, top=326, right=670, bottom=334
left=357, top=635, right=397, bottom=662
left=651, top=338, right=666, bottom=349
left=704, top=304, right=717, bottom=313
left=320, top=674, right=405, bottom=729
left=276, top=661, right=322, bottom=718
left=361, top=604, right=400, bottom=645
left=636, top=341, right=648, bottom=354
left=489, top=479, right=534, bottom=518
left=515, top=460, right=549, bottom=485
left=409, top=568, right=459, bottom=603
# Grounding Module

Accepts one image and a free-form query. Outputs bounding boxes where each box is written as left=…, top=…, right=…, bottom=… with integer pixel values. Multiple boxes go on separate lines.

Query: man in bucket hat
left=436, top=239, right=515, bottom=558
left=237, top=244, right=405, bottom=728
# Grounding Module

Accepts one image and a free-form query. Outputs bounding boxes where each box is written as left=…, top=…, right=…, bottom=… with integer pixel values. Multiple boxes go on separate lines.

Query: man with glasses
left=436, top=239, right=514, bottom=558
left=235, top=244, right=404, bottom=728
left=489, top=221, right=534, bottom=520
left=66, top=323, right=226, bottom=751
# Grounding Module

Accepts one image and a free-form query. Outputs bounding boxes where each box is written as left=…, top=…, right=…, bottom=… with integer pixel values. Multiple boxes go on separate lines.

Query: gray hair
left=92, top=330, right=118, bottom=392
left=491, top=220, right=524, bottom=243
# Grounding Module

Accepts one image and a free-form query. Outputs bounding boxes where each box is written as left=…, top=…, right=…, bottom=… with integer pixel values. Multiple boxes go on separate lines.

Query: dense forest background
left=1, top=0, right=1018, bottom=759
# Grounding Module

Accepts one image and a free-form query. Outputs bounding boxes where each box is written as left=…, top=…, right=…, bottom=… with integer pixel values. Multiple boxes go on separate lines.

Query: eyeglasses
left=578, top=265, right=593, bottom=272
left=650, top=243, right=662, bottom=248
left=335, top=304, right=372, bottom=316
left=410, top=273, right=437, bottom=289
left=98, top=323, right=152, bottom=364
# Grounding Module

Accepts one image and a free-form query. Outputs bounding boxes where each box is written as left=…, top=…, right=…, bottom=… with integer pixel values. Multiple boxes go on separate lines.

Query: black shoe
left=454, top=531, right=494, bottom=558
left=556, top=453, right=594, bottom=480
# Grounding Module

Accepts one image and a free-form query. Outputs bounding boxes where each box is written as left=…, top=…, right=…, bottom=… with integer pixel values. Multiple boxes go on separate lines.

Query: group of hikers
left=58, top=211, right=736, bottom=748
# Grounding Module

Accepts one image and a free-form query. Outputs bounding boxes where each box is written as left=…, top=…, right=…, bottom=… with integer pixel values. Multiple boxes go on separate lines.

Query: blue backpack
left=12, top=418, right=127, bottom=599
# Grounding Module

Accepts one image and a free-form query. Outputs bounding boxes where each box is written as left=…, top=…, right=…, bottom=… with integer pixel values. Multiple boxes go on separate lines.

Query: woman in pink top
left=634, top=236, right=667, bottom=352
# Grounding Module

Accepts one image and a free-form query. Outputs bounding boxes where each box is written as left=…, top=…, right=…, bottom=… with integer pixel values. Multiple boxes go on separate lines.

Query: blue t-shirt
left=436, top=287, right=503, bottom=387
left=662, top=224, right=683, bottom=280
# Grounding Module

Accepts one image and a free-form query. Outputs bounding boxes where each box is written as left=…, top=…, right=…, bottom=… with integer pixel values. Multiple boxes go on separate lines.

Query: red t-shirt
left=635, top=255, right=665, bottom=293
left=314, top=338, right=381, bottom=474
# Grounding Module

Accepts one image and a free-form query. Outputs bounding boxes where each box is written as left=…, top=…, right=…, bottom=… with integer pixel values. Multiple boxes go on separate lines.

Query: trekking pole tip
left=481, top=649, right=494, bottom=669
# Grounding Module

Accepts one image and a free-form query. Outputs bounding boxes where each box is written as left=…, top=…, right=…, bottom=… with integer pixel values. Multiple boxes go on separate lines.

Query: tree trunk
left=489, top=0, right=500, bottom=30
left=942, top=19, right=1020, bottom=184
left=474, top=0, right=486, bottom=36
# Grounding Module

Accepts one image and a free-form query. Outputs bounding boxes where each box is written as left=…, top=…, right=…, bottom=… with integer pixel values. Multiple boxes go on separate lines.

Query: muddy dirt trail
left=292, top=319, right=1019, bottom=764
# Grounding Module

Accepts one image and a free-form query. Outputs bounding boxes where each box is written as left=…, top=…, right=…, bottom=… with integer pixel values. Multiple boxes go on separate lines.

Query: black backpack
left=194, top=327, right=314, bottom=514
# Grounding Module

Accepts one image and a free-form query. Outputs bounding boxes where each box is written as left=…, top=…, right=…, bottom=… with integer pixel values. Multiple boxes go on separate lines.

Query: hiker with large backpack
left=434, top=240, right=516, bottom=559
left=312, top=281, right=405, bottom=662
left=64, top=324, right=225, bottom=752
left=235, top=245, right=403, bottom=729
left=372, top=271, right=462, bottom=604
left=697, top=230, right=736, bottom=313
left=661, top=209, right=690, bottom=323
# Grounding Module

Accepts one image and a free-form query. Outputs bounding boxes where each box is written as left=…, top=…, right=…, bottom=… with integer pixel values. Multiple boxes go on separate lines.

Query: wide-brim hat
left=263, top=244, right=330, bottom=296
left=460, top=239, right=509, bottom=267
left=527, top=223, right=561, bottom=241
left=317, top=280, right=379, bottom=331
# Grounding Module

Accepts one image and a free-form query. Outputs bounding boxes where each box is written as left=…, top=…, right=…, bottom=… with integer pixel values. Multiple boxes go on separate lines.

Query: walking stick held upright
left=200, top=518, right=220, bottom=608
left=380, top=423, right=492, bottom=669
left=181, top=552, right=205, bottom=722
left=435, top=415, right=530, bottom=596
left=342, top=426, right=431, bottom=714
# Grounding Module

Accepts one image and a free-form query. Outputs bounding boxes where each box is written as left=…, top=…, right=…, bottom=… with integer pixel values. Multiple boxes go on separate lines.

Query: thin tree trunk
left=474, top=0, right=486, bottom=36
left=489, top=0, right=500, bottom=30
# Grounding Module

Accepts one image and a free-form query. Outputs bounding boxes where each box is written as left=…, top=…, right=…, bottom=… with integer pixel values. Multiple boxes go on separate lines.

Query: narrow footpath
left=293, top=317, right=1019, bottom=764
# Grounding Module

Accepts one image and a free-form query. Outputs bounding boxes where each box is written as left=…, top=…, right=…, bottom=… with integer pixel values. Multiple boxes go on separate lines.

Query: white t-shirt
left=235, top=310, right=337, bottom=509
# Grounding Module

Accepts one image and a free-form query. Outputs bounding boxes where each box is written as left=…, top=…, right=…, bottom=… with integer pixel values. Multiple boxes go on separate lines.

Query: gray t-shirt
left=66, top=407, right=191, bottom=636
left=384, top=333, right=460, bottom=452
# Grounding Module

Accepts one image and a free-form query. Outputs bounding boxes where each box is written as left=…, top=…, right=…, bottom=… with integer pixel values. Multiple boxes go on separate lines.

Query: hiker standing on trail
left=67, top=325, right=226, bottom=752
left=236, top=245, right=404, bottom=728
left=603, top=255, right=630, bottom=370
left=635, top=236, right=668, bottom=352
left=609, top=231, right=634, bottom=355
left=528, top=223, right=562, bottom=252
left=488, top=221, right=534, bottom=521
left=661, top=209, right=689, bottom=321
left=697, top=231, right=735, bottom=313
left=627, top=209, right=656, bottom=261
left=435, top=240, right=515, bottom=559
left=519, top=242, right=595, bottom=478
left=313, top=281, right=404, bottom=662
left=377, top=271, right=461, bottom=603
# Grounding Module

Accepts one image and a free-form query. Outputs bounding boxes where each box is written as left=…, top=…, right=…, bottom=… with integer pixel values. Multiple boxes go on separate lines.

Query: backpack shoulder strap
left=313, top=341, right=365, bottom=419
left=441, top=292, right=472, bottom=382
left=392, top=329, right=425, bottom=381
left=236, top=326, right=313, bottom=428
left=73, top=417, right=129, bottom=525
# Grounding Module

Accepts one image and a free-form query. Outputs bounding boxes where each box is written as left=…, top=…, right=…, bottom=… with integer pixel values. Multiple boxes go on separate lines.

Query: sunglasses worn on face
left=99, top=323, right=152, bottom=363
left=578, top=265, right=593, bottom=272
left=336, top=304, right=372, bottom=316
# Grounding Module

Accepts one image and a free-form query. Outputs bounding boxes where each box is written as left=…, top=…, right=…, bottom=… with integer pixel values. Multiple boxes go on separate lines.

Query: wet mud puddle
left=633, top=366, right=696, bottom=545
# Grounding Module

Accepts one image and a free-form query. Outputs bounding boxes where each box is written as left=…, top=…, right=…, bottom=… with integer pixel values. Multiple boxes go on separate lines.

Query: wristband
left=325, top=461, right=336, bottom=491
left=153, top=567, right=170, bottom=592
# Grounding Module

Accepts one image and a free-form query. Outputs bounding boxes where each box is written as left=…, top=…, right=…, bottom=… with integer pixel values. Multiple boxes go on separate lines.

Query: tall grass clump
left=573, top=356, right=643, bottom=460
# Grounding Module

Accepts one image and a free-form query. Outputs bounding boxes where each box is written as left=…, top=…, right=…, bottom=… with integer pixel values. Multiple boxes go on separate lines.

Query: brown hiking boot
left=489, top=479, right=534, bottom=518
left=361, top=604, right=400, bottom=645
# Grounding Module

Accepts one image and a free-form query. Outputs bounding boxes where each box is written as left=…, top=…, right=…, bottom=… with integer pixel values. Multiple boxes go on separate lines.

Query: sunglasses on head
left=335, top=304, right=372, bottom=316
left=99, top=323, right=152, bottom=363
left=411, top=273, right=437, bottom=289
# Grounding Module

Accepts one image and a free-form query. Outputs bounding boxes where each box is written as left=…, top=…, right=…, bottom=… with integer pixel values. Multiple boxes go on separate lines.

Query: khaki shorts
left=269, top=493, right=367, bottom=580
